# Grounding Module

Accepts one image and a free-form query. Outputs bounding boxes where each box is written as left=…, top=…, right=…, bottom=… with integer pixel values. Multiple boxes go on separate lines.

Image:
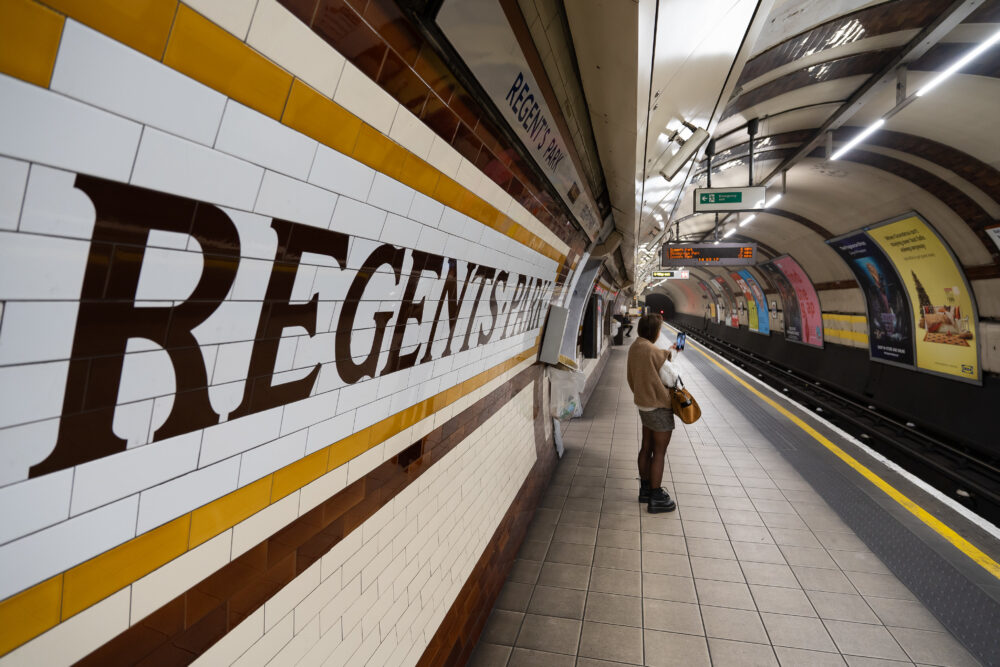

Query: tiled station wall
left=0, top=0, right=585, bottom=664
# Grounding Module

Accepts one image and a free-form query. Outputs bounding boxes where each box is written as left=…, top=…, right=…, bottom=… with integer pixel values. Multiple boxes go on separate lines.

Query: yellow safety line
left=687, top=338, right=1000, bottom=580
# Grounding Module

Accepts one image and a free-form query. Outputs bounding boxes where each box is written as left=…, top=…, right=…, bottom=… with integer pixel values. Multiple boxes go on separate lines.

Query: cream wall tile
left=321, top=528, right=362, bottom=582
left=0, top=495, right=137, bottom=599
left=231, top=493, right=298, bottom=558
left=0, top=75, right=141, bottom=182
left=232, top=613, right=292, bottom=667
left=0, top=469, right=71, bottom=545
left=183, top=0, right=258, bottom=39
left=247, top=0, right=344, bottom=98
left=265, top=559, right=321, bottom=630
left=272, top=615, right=319, bottom=665
left=131, top=128, right=264, bottom=211
left=136, top=457, right=240, bottom=534
left=215, top=101, right=318, bottom=180
left=0, top=588, right=130, bottom=667
left=254, top=170, right=338, bottom=230
left=309, top=146, right=376, bottom=202
left=299, top=618, right=344, bottom=666
left=0, top=156, right=28, bottom=231
left=71, top=430, right=201, bottom=516
left=191, top=607, right=263, bottom=666
left=346, top=443, right=384, bottom=485
left=52, top=21, right=226, bottom=147
left=333, top=63, right=399, bottom=136
left=130, top=530, right=232, bottom=624
left=426, top=136, right=462, bottom=180
left=237, top=430, right=307, bottom=487
left=388, top=107, right=435, bottom=160
left=298, top=464, right=348, bottom=517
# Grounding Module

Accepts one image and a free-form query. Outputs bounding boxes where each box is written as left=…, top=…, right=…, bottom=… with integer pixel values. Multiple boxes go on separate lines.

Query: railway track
left=672, top=324, right=1000, bottom=527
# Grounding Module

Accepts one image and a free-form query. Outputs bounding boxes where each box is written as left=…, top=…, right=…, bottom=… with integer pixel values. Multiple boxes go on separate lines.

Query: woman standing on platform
left=626, top=314, right=679, bottom=513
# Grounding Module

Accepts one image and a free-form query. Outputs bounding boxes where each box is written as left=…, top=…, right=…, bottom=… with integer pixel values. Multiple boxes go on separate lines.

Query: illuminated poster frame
left=730, top=272, right=760, bottom=333
left=713, top=276, right=739, bottom=327
left=771, top=255, right=824, bottom=348
left=737, top=269, right=770, bottom=335
left=758, top=262, right=802, bottom=344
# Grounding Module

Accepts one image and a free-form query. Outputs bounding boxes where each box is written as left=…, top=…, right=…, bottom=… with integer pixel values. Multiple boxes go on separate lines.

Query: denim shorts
left=639, top=407, right=675, bottom=432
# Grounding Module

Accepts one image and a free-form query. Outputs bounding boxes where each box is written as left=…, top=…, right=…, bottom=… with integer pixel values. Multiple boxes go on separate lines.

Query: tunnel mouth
left=645, top=293, right=676, bottom=320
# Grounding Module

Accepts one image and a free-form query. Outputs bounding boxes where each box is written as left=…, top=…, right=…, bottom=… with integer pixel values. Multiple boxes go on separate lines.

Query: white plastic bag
left=549, top=368, right=586, bottom=420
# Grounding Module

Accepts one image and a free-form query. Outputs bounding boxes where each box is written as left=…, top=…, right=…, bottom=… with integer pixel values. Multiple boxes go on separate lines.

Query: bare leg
left=648, top=430, right=673, bottom=489
left=638, top=425, right=653, bottom=482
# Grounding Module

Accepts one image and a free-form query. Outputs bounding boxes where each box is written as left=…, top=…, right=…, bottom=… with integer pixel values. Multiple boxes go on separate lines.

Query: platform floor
left=468, top=339, right=984, bottom=667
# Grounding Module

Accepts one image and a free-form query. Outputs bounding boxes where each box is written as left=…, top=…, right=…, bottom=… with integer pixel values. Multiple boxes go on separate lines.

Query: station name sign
left=662, top=243, right=756, bottom=267
left=694, top=186, right=766, bottom=212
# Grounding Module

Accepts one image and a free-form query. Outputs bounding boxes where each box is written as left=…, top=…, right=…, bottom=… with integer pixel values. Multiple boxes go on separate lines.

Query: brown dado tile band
left=75, top=364, right=546, bottom=665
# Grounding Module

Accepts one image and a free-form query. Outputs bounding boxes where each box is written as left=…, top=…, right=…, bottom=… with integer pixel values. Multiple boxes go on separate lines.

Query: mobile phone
left=676, top=333, right=686, bottom=350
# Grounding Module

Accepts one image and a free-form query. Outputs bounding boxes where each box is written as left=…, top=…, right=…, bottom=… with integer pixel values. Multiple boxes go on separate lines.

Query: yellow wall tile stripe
left=0, top=346, right=538, bottom=655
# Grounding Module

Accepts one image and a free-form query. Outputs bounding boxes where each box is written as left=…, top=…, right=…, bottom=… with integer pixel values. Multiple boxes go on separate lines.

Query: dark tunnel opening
left=644, top=293, right=675, bottom=320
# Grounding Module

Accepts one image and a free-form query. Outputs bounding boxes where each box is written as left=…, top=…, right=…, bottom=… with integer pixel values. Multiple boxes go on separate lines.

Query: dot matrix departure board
left=661, top=243, right=756, bottom=267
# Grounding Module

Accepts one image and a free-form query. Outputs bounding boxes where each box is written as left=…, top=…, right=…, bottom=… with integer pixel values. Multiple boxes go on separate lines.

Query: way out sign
left=694, top=186, right=766, bottom=212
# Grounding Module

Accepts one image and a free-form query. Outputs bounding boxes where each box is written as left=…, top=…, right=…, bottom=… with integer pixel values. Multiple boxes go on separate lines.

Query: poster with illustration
left=771, top=256, right=824, bottom=348
left=697, top=280, right=718, bottom=322
left=866, top=214, right=979, bottom=383
left=713, top=276, right=739, bottom=327
left=828, top=232, right=914, bottom=365
left=737, top=270, right=770, bottom=335
left=731, top=272, right=759, bottom=333
left=759, top=262, right=802, bottom=343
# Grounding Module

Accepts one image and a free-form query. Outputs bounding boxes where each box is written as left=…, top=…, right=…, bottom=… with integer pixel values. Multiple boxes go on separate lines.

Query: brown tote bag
left=671, top=377, right=701, bottom=424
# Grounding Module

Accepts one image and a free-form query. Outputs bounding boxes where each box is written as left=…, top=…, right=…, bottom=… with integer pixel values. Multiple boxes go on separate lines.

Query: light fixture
left=740, top=214, right=756, bottom=227
left=723, top=228, right=736, bottom=238
left=658, top=121, right=710, bottom=181
left=831, top=119, right=885, bottom=160
left=656, top=219, right=665, bottom=230
left=713, top=240, right=720, bottom=245
left=764, top=194, right=782, bottom=208
left=917, top=27, right=1000, bottom=97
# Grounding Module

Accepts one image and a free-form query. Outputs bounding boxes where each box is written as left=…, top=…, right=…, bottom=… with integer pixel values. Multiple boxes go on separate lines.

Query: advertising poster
left=705, top=278, right=725, bottom=324
left=738, top=269, right=770, bottom=335
left=866, top=215, right=979, bottom=383
left=772, top=256, right=824, bottom=348
left=713, top=276, right=740, bottom=327
left=731, top=272, right=759, bottom=332
left=828, top=232, right=914, bottom=365
left=759, top=263, right=802, bottom=343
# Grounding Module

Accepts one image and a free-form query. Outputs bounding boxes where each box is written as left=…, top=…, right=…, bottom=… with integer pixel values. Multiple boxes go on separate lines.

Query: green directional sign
left=699, top=192, right=742, bottom=204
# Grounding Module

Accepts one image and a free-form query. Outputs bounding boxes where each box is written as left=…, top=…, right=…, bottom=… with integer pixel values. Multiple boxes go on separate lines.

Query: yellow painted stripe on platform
left=687, top=338, right=1000, bottom=581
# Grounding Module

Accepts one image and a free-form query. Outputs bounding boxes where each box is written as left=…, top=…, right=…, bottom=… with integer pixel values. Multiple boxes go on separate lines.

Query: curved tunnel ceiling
left=619, top=0, right=1000, bottom=320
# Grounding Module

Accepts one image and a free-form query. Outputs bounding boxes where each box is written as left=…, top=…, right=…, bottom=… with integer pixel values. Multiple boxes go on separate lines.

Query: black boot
left=638, top=479, right=651, bottom=503
left=647, top=488, right=677, bottom=514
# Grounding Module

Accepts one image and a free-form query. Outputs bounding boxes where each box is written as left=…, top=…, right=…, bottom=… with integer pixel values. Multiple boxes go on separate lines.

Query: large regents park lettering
left=29, top=176, right=552, bottom=477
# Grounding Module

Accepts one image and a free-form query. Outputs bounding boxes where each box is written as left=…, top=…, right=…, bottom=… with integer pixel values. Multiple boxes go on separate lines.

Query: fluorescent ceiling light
left=714, top=240, right=720, bottom=245
left=831, top=119, right=884, bottom=160
left=740, top=214, right=756, bottom=227
left=723, top=228, right=736, bottom=238
left=656, top=220, right=665, bottom=229
left=764, top=194, right=782, bottom=207
left=917, top=27, right=1000, bottom=97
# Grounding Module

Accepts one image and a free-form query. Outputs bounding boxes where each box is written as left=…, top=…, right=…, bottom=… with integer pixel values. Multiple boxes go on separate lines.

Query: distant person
left=626, top=314, right=679, bottom=513
left=615, top=312, right=633, bottom=337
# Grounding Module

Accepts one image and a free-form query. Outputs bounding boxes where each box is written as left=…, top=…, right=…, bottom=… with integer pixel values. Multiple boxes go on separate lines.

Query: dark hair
left=637, top=313, right=662, bottom=342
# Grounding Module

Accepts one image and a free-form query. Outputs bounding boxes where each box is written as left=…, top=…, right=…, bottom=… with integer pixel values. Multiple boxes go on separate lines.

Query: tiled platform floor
left=468, top=344, right=980, bottom=667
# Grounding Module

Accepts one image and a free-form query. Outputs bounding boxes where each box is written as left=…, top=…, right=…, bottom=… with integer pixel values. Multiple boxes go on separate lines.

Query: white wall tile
left=0, top=360, right=67, bottom=430
left=308, top=145, right=376, bottom=202
left=0, top=495, right=137, bottom=599
left=0, top=418, right=57, bottom=487
left=136, top=457, right=240, bottom=534
left=199, top=407, right=282, bottom=467
left=215, top=101, right=318, bottom=180
left=426, top=135, right=462, bottom=179
left=254, top=170, right=338, bottom=230
left=51, top=21, right=226, bottom=146
left=190, top=607, right=263, bottom=667
left=408, top=192, right=444, bottom=229
left=0, top=588, right=130, bottom=667
left=130, top=530, right=232, bottom=624
left=388, top=107, right=435, bottom=160
left=368, top=173, right=415, bottom=217
left=131, top=128, right=264, bottom=211
left=0, top=301, right=78, bottom=366
left=281, top=389, right=339, bottom=438
left=0, top=469, right=71, bottom=546
left=329, top=196, right=387, bottom=242
left=247, top=0, right=345, bottom=98
left=184, top=0, right=258, bottom=39
left=0, top=74, right=141, bottom=182
left=231, top=493, right=298, bottom=558
left=237, top=430, right=307, bottom=487
left=333, top=63, right=399, bottom=136
left=18, top=165, right=97, bottom=240
left=0, top=156, right=28, bottom=231
left=265, top=559, right=320, bottom=630
left=71, top=430, right=200, bottom=516
left=305, top=411, right=355, bottom=455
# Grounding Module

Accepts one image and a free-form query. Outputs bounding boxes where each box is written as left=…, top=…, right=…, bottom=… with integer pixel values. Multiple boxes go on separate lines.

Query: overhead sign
left=662, top=243, right=756, bottom=267
left=652, top=270, right=689, bottom=279
left=694, top=186, right=766, bottom=212
left=436, top=0, right=601, bottom=239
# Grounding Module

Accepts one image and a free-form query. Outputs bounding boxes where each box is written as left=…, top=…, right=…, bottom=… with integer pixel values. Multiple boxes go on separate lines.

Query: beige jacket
left=626, top=338, right=674, bottom=409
